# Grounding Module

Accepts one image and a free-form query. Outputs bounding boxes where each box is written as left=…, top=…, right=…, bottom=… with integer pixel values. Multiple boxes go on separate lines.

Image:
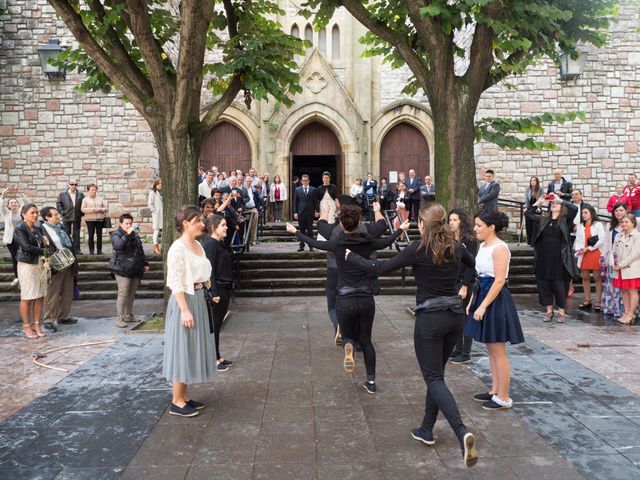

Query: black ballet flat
left=578, top=301, right=592, bottom=311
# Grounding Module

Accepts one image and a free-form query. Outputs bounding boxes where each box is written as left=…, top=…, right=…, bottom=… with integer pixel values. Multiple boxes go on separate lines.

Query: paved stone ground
left=1, top=294, right=639, bottom=479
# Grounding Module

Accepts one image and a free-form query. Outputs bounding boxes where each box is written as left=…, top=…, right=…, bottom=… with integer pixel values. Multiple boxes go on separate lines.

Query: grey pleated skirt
left=163, top=288, right=217, bottom=384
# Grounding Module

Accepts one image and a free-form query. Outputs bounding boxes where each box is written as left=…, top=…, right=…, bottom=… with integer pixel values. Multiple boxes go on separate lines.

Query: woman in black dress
left=287, top=205, right=407, bottom=394
left=346, top=203, right=478, bottom=469
left=526, top=196, right=579, bottom=322
left=201, top=214, right=235, bottom=372
left=524, top=176, right=544, bottom=246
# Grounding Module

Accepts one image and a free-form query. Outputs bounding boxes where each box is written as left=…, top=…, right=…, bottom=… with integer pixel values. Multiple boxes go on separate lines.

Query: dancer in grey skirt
left=163, top=205, right=217, bottom=418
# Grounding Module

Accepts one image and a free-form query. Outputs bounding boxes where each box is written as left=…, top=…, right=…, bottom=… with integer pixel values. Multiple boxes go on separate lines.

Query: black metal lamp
left=559, top=51, right=585, bottom=82
left=37, top=39, right=66, bottom=80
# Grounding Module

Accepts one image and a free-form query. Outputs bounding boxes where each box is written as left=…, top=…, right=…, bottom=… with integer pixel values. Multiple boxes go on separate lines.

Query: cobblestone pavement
left=0, top=295, right=638, bottom=479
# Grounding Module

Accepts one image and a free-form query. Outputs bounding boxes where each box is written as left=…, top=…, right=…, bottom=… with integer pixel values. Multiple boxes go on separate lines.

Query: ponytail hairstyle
left=418, top=203, right=457, bottom=266
left=338, top=204, right=361, bottom=233
left=475, top=209, right=509, bottom=233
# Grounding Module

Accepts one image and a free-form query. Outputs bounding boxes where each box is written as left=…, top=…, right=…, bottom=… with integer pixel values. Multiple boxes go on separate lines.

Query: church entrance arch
left=199, top=122, right=251, bottom=174
left=289, top=122, right=342, bottom=191
left=379, top=122, right=430, bottom=182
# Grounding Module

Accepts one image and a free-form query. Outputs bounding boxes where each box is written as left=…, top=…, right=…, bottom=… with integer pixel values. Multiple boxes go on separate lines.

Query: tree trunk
left=430, top=96, right=478, bottom=213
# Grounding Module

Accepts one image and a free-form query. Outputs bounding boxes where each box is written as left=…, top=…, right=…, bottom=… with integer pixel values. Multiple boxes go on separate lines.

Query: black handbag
left=587, top=235, right=599, bottom=248
left=203, top=287, right=215, bottom=333
left=102, top=217, right=112, bottom=229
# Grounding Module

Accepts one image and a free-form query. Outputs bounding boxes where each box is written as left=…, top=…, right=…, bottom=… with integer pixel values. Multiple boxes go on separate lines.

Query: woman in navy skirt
left=465, top=210, right=524, bottom=411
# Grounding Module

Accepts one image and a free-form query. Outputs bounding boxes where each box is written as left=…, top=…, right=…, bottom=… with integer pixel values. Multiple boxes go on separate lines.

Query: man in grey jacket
left=477, top=169, right=501, bottom=211
left=56, top=179, right=85, bottom=254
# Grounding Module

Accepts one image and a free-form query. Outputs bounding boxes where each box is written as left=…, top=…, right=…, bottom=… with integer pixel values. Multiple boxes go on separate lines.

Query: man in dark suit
left=477, top=169, right=501, bottom=211
left=419, top=175, right=436, bottom=207
left=547, top=169, right=573, bottom=201
left=56, top=179, right=85, bottom=254
left=293, top=174, right=318, bottom=252
left=404, top=169, right=422, bottom=221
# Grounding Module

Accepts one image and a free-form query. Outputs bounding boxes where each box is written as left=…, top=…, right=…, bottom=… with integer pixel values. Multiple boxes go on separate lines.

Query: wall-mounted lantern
left=559, top=51, right=585, bottom=82
left=37, top=39, right=66, bottom=81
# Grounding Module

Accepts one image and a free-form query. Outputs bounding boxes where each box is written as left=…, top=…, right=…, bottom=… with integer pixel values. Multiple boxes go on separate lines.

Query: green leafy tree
left=48, top=0, right=305, bottom=249
left=304, top=0, right=614, bottom=210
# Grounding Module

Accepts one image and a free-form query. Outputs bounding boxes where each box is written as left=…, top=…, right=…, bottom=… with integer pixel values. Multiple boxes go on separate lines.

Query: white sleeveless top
left=476, top=240, right=511, bottom=278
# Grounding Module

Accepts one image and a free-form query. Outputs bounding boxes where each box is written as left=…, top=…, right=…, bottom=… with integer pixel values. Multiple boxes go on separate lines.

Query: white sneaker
left=10, top=278, right=19, bottom=288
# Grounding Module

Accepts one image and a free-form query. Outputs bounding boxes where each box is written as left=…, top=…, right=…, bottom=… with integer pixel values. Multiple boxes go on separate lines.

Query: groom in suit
left=419, top=175, right=436, bottom=207
left=477, top=169, right=501, bottom=211
left=405, top=169, right=422, bottom=221
left=293, top=174, right=318, bottom=252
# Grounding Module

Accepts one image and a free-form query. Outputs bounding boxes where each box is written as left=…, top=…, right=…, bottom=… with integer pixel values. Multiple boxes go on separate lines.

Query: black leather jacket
left=14, top=222, right=47, bottom=264
left=108, top=227, right=148, bottom=277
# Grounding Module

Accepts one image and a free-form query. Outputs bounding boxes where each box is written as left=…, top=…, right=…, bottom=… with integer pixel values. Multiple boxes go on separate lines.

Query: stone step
left=0, top=289, right=163, bottom=303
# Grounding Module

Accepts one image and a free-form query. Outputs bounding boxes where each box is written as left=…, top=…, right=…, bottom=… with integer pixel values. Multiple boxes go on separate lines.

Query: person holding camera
left=108, top=214, right=149, bottom=328
left=575, top=204, right=605, bottom=311
left=526, top=194, right=579, bottom=323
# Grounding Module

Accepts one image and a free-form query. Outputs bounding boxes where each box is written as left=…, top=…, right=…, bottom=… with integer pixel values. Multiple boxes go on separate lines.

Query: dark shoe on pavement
left=43, top=322, right=58, bottom=333
left=473, top=392, right=493, bottom=402
left=220, top=358, right=234, bottom=366
left=411, top=427, right=435, bottom=446
left=482, top=398, right=512, bottom=411
left=217, top=362, right=230, bottom=372
left=169, top=403, right=199, bottom=417
left=186, top=399, right=205, bottom=410
left=58, top=318, right=78, bottom=324
left=462, top=432, right=479, bottom=468
left=362, top=381, right=376, bottom=394
left=450, top=354, right=471, bottom=364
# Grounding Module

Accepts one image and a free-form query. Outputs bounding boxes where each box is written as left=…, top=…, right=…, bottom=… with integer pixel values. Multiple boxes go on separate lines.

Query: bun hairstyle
left=206, top=213, right=225, bottom=234
left=174, top=205, right=202, bottom=233
left=476, top=209, right=509, bottom=233
left=418, top=203, right=456, bottom=266
left=338, top=204, right=361, bottom=232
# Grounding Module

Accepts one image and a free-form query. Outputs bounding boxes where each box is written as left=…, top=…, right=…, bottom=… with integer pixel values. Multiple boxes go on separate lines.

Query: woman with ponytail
left=345, top=203, right=479, bottom=469
left=464, top=210, right=524, bottom=411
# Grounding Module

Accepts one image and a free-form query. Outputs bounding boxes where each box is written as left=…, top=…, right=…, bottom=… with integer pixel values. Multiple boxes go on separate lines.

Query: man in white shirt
left=242, top=176, right=259, bottom=244
left=198, top=171, right=216, bottom=201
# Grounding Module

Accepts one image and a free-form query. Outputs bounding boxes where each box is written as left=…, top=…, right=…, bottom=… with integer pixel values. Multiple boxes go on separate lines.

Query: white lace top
left=166, top=239, right=212, bottom=295
left=476, top=240, right=511, bottom=278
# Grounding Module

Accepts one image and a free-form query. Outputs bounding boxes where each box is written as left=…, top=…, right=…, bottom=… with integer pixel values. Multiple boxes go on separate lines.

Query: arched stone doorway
left=199, top=122, right=251, bottom=173
left=379, top=122, right=430, bottom=182
left=289, top=122, right=342, bottom=190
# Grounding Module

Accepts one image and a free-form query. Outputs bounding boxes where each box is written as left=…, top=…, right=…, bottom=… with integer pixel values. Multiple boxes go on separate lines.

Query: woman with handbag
left=612, top=213, right=640, bottom=324
left=108, top=213, right=149, bottom=328
left=81, top=183, right=108, bottom=255
left=14, top=203, right=51, bottom=339
left=40, top=206, right=77, bottom=332
left=575, top=204, right=605, bottom=311
left=201, top=214, right=235, bottom=372
left=163, top=205, right=217, bottom=418
left=148, top=179, right=163, bottom=255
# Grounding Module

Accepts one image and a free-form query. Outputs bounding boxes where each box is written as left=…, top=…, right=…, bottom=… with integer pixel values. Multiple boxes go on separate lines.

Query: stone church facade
left=1, top=0, right=639, bottom=230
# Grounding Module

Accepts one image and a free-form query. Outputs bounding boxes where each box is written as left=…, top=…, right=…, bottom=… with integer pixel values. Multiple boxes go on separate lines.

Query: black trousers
left=411, top=197, right=420, bottom=221
left=326, top=267, right=338, bottom=329
left=63, top=220, right=81, bottom=253
left=451, top=286, right=474, bottom=357
left=7, top=242, right=18, bottom=277
left=336, top=294, right=376, bottom=380
left=414, top=309, right=467, bottom=440
left=85, top=221, right=103, bottom=254
left=298, top=212, right=314, bottom=249
left=211, top=286, right=231, bottom=360
left=537, top=278, right=570, bottom=309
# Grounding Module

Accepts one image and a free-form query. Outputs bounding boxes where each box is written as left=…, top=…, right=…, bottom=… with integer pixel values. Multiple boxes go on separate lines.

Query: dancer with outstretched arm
left=345, top=203, right=479, bottom=469
left=287, top=204, right=408, bottom=394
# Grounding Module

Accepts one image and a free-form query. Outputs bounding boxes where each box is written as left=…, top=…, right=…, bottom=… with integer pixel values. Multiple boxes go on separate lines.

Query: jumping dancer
left=346, top=203, right=479, bottom=469
left=465, top=210, right=524, bottom=411
left=286, top=205, right=408, bottom=393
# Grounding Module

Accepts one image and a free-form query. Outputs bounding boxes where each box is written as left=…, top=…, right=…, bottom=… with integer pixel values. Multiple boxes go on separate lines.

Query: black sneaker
left=58, top=318, right=78, bottom=325
left=217, top=363, right=230, bottom=372
left=169, top=403, right=199, bottom=417
left=462, top=432, right=478, bottom=468
left=186, top=399, right=205, bottom=410
left=43, top=322, right=58, bottom=332
left=362, top=381, right=376, bottom=394
left=220, top=359, right=234, bottom=366
left=473, top=392, right=493, bottom=402
left=482, top=399, right=512, bottom=411
left=410, top=427, right=435, bottom=446
left=450, top=354, right=471, bottom=364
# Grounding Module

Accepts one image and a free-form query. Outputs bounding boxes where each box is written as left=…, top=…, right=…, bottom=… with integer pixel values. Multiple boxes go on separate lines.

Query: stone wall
left=0, top=1, right=157, bottom=233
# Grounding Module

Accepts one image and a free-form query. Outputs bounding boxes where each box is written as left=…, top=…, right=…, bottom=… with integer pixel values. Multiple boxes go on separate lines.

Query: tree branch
left=200, top=75, right=243, bottom=132
left=48, top=0, right=149, bottom=112
left=222, top=0, right=239, bottom=38
left=124, top=0, right=172, bottom=103
left=339, top=0, right=429, bottom=91
left=87, top=0, right=153, bottom=98
left=172, top=0, right=215, bottom=134
left=465, top=1, right=504, bottom=97
left=483, top=37, right=545, bottom=90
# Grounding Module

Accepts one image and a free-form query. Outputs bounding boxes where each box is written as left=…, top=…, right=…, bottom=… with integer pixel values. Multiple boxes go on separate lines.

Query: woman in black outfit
left=346, top=202, right=478, bottom=469
left=201, top=214, right=235, bottom=372
left=287, top=204, right=407, bottom=394
left=525, top=196, right=579, bottom=323
left=524, top=176, right=544, bottom=246
left=447, top=208, right=478, bottom=364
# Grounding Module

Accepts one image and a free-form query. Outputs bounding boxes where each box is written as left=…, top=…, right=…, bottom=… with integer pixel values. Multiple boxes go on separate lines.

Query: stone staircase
left=0, top=223, right=576, bottom=301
